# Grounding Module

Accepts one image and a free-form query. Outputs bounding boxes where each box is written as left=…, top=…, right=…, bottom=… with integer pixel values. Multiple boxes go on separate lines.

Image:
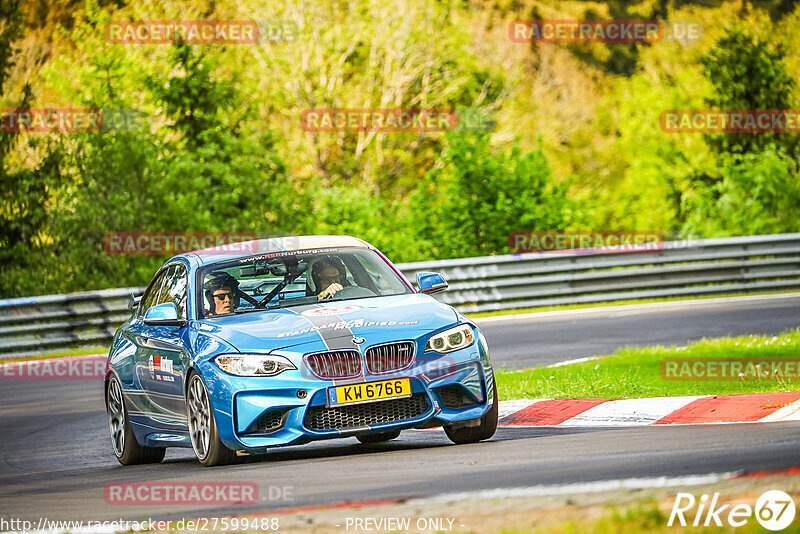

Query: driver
left=311, top=256, right=350, bottom=300
left=204, top=273, right=241, bottom=316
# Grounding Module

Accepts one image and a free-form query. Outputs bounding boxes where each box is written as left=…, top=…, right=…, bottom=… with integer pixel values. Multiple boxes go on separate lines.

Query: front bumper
left=199, top=341, right=495, bottom=452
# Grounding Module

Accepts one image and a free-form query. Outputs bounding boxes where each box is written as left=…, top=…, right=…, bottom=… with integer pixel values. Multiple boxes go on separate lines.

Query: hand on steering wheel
left=317, top=283, right=343, bottom=300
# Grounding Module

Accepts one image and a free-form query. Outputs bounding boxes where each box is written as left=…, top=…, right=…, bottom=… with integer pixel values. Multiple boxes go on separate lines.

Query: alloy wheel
left=106, top=378, right=126, bottom=457
left=187, top=375, right=211, bottom=460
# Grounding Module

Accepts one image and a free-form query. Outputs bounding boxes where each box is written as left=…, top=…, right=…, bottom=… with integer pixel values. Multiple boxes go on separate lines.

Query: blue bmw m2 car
left=104, top=236, right=497, bottom=466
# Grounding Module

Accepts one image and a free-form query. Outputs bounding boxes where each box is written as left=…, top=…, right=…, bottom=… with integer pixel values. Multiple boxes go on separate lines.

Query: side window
left=159, top=264, right=188, bottom=318
left=353, top=255, right=393, bottom=293
left=156, top=265, right=177, bottom=308
left=139, top=269, right=168, bottom=316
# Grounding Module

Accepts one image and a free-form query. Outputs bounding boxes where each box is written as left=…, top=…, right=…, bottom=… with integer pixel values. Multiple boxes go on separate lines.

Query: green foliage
left=682, top=145, right=800, bottom=236
left=677, top=24, right=800, bottom=238
left=145, top=44, right=239, bottom=147
left=0, top=0, right=22, bottom=94
left=1, top=6, right=302, bottom=295
left=0, top=152, right=54, bottom=295
left=701, top=25, right=797, bottom=154
left=43, top=128, right=165, bottom=291
left=245, top=0, right=507, bottom=194
left=304, top=186, right=415, bottom=259
left=408, top=130, right=573, bottom=259
left=3, top=1, right=800, bottom=297
left=0, top=0, right=47, bottom=295
left=568, top=0, right=661, bottom=77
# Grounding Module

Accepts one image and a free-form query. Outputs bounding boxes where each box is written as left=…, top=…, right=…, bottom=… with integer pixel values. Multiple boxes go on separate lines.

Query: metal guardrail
left=2, top=233, right=799, bottom=357
left=0, top=288, right=143, bottom=357
left=400, top=233, right=800, bottom=313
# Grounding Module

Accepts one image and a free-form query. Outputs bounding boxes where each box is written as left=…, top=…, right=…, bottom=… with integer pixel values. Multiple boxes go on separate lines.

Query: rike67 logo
left=669, top=490, right=796, bottom=531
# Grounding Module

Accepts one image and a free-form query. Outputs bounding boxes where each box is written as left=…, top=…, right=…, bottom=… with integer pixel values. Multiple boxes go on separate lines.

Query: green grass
left=467, top=290, right=798, bottom=319
left=491, top=501, right=772, bottom=534
left=496, top=329, right=800, bottom=399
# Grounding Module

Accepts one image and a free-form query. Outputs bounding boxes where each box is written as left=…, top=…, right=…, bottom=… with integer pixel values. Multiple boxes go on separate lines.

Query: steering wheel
left=325, top=285, right=376, bottom=299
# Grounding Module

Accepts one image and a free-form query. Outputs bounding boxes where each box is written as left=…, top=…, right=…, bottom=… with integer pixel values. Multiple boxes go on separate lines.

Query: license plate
left=327, top=378, right=411, bottom=407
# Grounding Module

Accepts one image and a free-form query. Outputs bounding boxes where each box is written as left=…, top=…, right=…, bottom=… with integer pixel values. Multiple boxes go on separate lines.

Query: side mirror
left=416, top=272, right=448, bottom=295
left=143, top=302, right=187, bottom=327
left=129, top=292, right=142, bottom=310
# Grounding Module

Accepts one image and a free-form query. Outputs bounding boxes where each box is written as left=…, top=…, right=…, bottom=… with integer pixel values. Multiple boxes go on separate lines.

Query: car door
left=138, top=263, right=191, bottom=431
left=123, top=267, right=168, bottom=427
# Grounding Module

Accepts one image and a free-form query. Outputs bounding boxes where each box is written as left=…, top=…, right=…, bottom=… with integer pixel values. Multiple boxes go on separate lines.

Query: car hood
left=191, top=293, right=458, bottom=353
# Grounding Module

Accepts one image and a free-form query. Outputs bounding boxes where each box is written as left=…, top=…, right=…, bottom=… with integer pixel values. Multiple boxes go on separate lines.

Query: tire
left=106, top=376, right=166, bottom=465
left=444, top=380, right=498, bottom=445
left=187, top=372, right=237, bottom=467
left=356, top=430, right=401, bottom=444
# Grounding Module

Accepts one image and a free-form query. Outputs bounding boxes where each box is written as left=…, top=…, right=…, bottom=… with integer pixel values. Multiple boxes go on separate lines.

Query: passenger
left=204, top=273, right=241, bottom=316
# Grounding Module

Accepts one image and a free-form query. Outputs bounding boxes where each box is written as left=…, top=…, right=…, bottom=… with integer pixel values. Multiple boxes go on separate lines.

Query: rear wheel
left=356, top=430, right=401, bottom=444
left=187, top=373, right=236, bottom=467
left=106, top=376, right=166, bottom=465
left=444, top=380, right=498, bottom=445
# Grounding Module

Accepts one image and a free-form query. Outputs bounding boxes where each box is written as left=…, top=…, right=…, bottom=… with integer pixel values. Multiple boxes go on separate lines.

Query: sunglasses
left=213, top=292, right=233, bottom=301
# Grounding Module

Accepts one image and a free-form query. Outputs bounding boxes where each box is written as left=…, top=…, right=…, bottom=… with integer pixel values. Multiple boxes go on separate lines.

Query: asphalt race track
left=1, top=294, right=799, bottom=522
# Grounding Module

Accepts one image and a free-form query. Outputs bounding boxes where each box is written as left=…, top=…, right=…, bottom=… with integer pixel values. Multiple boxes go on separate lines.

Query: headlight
left=425, top=325, right=475, bottom=353
left=214, top=354, right=296, bottom=376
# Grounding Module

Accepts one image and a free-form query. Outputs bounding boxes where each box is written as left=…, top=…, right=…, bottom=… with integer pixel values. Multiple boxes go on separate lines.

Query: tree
left=245, top=0, right=506, bottom=195
left=0, top=0, right=51, bottom=295
left=701, top=25, right=797, bottom=154
left=21, top=8, right=301, bottom=294
left=568, top=0, right=660, bottom=77
left=682, top=146, right=800, bottom=236
left=145, top=44, right=239, bottom=148
left=407, top=130, right=573, bottom=260
left=677, top=23, right=800, bottom=238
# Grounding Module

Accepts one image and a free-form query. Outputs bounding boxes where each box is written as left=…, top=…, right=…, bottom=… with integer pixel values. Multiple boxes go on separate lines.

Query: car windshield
left=198, top=247, right=412, bottom=318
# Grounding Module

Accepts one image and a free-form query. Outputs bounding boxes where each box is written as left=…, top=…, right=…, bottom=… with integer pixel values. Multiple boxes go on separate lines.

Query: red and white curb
left=498, top=392, right=800, bottom=426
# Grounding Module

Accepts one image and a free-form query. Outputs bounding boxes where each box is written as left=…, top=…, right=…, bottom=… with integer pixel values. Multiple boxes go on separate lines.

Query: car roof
left=182, top=235, right=374, bottom=265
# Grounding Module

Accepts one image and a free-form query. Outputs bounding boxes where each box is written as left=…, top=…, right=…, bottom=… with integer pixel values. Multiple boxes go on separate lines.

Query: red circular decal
left=301, top=305, right=362, bottom=317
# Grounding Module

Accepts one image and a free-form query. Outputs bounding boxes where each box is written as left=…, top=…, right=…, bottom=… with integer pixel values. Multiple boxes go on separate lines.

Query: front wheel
left=106, top=376, right=166, bottom=465
left=444, top=380, right=498, bottom=445
left=187, top=373, right=237, bottom=467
